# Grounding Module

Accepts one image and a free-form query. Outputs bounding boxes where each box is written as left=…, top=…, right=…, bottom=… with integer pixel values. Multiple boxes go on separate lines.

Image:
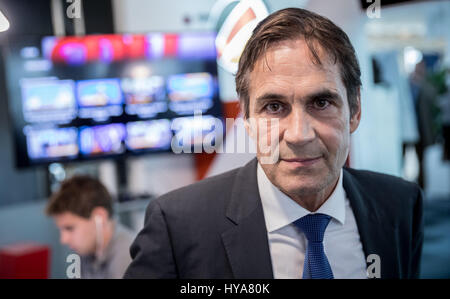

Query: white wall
left=112, top=0, right=216, bottom=33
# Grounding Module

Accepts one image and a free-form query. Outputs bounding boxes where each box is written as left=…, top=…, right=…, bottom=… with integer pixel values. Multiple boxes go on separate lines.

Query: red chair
left=0, top=243, right=50, bottom=279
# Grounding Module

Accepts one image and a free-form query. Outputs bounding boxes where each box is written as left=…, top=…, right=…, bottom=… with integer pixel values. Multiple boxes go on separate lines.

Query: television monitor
left=24, top=126, right=79, bottom=160
left=20, top=78, right=76, bottom=124
left=79, top=123, right=127, bottom=156
left=4, top=33, right=223, bottom=168
left=126, top=119, right=172, bottom=151
left=171, top=115, right=219, bottom=149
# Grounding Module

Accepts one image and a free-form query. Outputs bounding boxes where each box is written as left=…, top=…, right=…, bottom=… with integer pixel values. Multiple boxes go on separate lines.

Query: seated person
left=46, top=175, right=135, bottom=278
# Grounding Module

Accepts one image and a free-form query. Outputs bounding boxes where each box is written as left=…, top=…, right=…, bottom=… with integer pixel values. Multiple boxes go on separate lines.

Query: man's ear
left=350, top=88, right=361, bottom=134
left=90, top=207, right=108, bottom=222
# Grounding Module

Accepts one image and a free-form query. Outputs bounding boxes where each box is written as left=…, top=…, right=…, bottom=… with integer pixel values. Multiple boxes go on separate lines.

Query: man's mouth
left=281, top=156, right=323, bottom=167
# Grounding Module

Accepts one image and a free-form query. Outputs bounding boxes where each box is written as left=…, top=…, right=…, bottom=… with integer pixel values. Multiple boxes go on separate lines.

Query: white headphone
left=94, top=215, right=104, bottom=258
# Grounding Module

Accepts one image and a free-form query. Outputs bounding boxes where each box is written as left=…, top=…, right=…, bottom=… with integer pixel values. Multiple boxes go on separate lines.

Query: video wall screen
left=4, top=33, right=223, bottom=168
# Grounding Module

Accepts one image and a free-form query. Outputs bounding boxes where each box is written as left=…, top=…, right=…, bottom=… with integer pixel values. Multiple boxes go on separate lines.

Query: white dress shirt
left=257, top=163, right=368, bottom=279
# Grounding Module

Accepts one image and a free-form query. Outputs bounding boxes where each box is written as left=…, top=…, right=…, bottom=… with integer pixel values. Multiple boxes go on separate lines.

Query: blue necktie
left=294, top=213, right=334, bottom=279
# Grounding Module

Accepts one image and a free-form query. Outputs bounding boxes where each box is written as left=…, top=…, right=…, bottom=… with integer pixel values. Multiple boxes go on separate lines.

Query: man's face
left=54, top=212, right=96, bottom=256
left=246, top=39, right=360, bottom=203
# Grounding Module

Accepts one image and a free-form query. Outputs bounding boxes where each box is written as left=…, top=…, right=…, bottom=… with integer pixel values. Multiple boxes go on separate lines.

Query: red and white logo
left=214, top=0, right=269, bottom=73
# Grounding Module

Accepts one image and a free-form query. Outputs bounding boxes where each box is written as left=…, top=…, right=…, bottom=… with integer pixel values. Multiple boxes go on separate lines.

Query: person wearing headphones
left=46, top=175, right=135, bottom=279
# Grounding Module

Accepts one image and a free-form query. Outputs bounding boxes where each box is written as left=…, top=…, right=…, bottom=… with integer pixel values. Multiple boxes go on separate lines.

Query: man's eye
left=314, top=99, right=330, bottom=109
left=265, top=102, right=283, bottom=113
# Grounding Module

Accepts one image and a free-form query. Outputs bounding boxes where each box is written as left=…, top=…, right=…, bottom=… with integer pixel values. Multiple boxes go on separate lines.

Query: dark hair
left=235, top=7, right=361, bottom=118
left=46, top=175, right=113, bottom=219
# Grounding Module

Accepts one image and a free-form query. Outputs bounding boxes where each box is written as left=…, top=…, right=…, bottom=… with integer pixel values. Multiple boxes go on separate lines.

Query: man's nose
left=60, top=232, right=70, bottom=245
left=283, top=107, right=316, bottom=145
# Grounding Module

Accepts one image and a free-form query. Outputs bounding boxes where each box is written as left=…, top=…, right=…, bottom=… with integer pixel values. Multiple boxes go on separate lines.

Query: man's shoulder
left=344, top=167, right=422, bottom=199
left=151, top=165, right=244, bottom=212
left=166, top=166, right=240, bottom=198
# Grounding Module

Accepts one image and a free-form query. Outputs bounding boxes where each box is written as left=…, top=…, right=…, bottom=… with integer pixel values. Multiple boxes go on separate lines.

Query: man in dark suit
left=124, top=8, right=423, bottom=279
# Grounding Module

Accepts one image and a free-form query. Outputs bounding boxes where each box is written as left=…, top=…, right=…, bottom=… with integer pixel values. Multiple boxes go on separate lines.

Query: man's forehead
left=55, top=212, right=84, bottom=224
left=245, top=38, right=347, bottom=106
left=252, top=38, right=334, bottom=73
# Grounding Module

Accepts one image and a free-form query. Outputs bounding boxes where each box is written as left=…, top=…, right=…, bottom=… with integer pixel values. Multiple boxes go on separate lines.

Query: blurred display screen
left=76, top=78, right=123, bottom=120
left=167, top=73, right=214, bottom=101
left=126, top=119, right=172, bottom=151
left=122, top=76, right=166, bottom=105
left=20, top=78, right=76, bottom=124
left=167, top=73, right=215, bottom=114
left=4, top=33, right=222, bottom=167
left=77, top=78, right=123, bottom=107
left=24, top=126, right=79, bottom=160
left=172, top=115, right=218, bottom=147
left=79, top=124, right=126, bottom=155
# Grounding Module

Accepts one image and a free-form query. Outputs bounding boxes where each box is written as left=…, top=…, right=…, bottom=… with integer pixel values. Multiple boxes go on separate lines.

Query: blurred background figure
left=408, top=59, right=439, bottom=189
left=440, top=85, right=450, bottom=161
left=46, top=176, right=134, bottom=279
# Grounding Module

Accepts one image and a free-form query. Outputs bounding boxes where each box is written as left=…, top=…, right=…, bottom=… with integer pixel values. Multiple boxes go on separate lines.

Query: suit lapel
left=221, top=158, right=274, bottom=279
left=343, top=168, right=401, bottom=278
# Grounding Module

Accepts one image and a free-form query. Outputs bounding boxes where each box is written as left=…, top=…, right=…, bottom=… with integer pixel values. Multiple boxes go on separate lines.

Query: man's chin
left=275, top=173, right=330, bottom=196
left=73, top=248, right=90, bottom=256
left=282, top=184, right=324, bottom=198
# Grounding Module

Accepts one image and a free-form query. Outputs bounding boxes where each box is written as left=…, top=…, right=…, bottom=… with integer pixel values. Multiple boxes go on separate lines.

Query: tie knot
left=293, top=213, right=331, bottom=243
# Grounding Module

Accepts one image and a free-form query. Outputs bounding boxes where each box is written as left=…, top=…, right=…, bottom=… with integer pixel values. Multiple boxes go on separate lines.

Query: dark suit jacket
left=124, top=158, right=424, bottom=279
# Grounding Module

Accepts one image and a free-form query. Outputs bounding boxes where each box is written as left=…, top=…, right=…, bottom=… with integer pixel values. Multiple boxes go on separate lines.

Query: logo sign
left=214, top=0, right=269, bottom=74
left=66, top=253, right=81, bottom=278
left=366, top=254, right=381, bottom=278
left=366, top=0, right=381, bottom=19
left=66, top=0, right=81, bottom=19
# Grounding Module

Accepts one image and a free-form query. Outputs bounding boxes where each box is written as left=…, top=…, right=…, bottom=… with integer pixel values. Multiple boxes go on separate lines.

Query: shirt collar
left=257, top=163, right=346, bottom=233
